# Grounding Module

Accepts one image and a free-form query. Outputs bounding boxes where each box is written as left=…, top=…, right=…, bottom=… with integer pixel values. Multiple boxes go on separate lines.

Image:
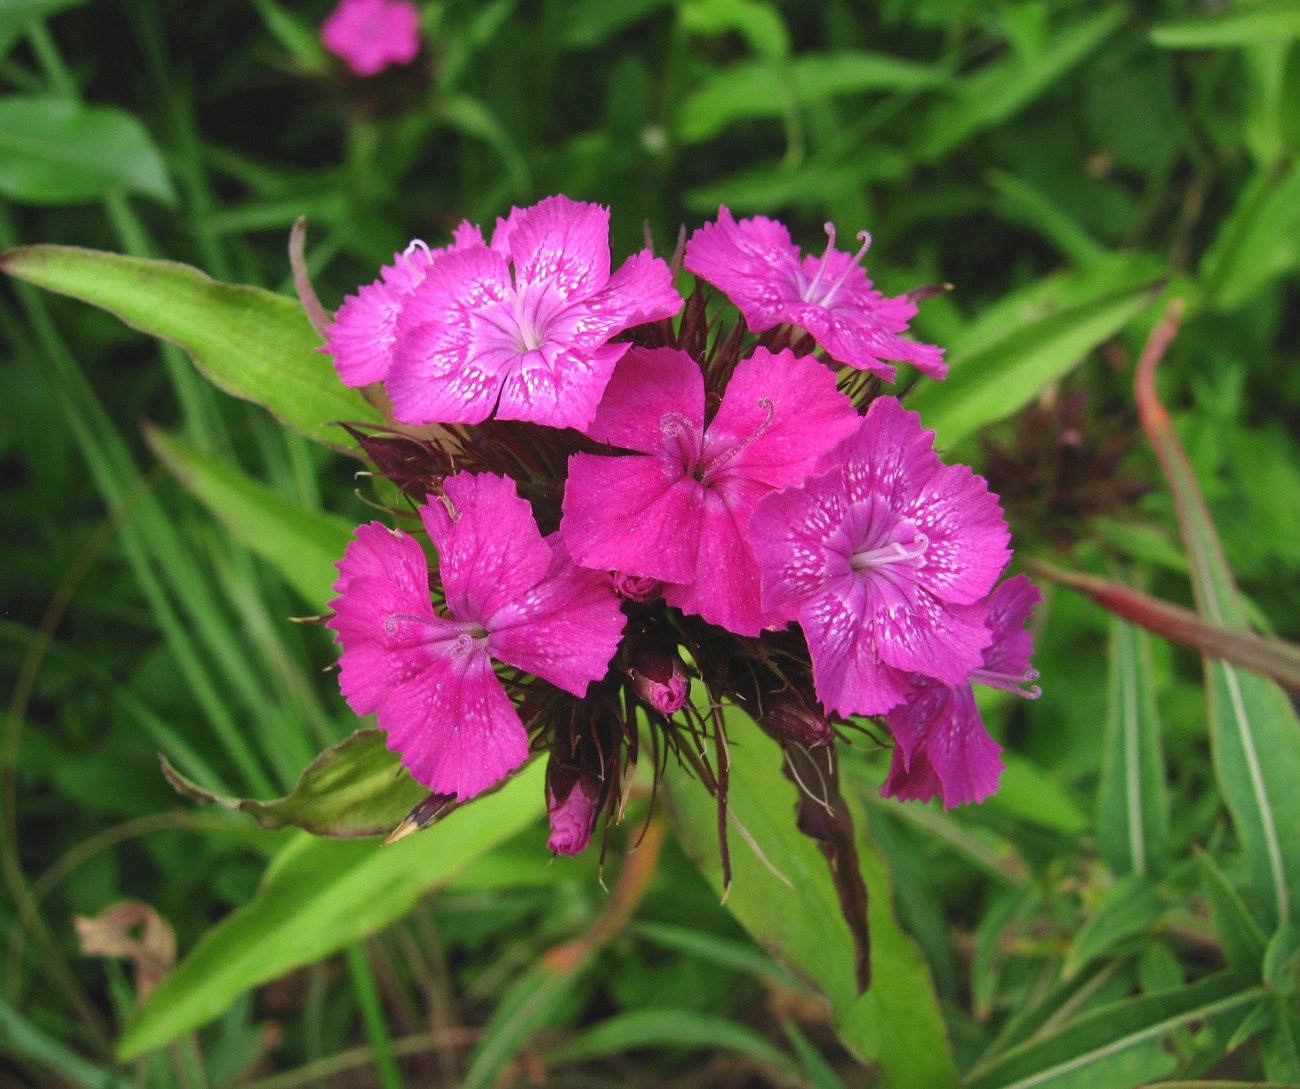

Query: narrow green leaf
left=0, top=997, right=133, bottom=1089
left=986, top=752, right=1090, bottom=835
left=964, top=973, right=1262, bottom=1089
left=679, top=0, right=789, bottom=61
left=1097, top=615, right=1169, bottom=877
left=0, top=96, right=174, bottom=204
left=1262, top=997, right=1300, bottom=1081
left=547, top=1008, right=798, bottom=1072
left=1151, top=1, right=1300, bottom=48
left=0, top=245, right=381, bottom=448
left=1264, top=922, right=1300, bottom=994
left=664, top=717, right=958, bottom=1089
left=631, top=921, right=806, bottom=989
left=677, top=50, right=944, bottom=143
left=1198, top=851, right=1268, bottom=984
left=117, top=761, right=545, bottom=1058
left=1063, top=876, right=1164, bottom=980
left=915, top=7, right=1126, bottom=160
left=784, top=1018, right=850, bottom=1089
left=1138, top=330, right=1300, bottom=932
left=0, top=0, right=85, bottom=57
left=906, top=279, right=1159, bottom=449
left=1199, top=163, right=1300, bottom=311
left=556, top=0, right=670, bottom=48
left=460, top=952, right=592, bottom=1089
left=146, top=426, right=355, bottom=611
left=160, top=729, right=428, bottom=839
left=248, top=0, right=328, bottom=70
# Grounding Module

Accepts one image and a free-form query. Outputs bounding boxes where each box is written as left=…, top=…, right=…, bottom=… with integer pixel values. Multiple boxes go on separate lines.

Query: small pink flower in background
left=327, top=472, right=624, bottom=800
left=387, top=195, right=682, bottom=430
left=749, top=396, right=1010, bottom=717
left=883, top=575, right=1042, bottom=807
left=320, top=0, right=421, bottom=78
left=685, top=206, right=945, bottom=383
left=561, top=345, right=859, bottom=636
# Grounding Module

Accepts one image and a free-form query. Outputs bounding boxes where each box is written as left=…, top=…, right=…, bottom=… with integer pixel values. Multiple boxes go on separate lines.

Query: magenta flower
left=323, top=223, right=484, bottom=389
left=685, top=206, right=944, bottom=383
left=561, top=345, right=859, bottom=636
left=320, top=0, right=421, bottom=77
left=749, top=397, right=1010, bottom=717
left=327, top=472, right=625, bottom=800
left=883, top=575, right=1042, bottom=807
left=385, top=196, right=682, bottom=430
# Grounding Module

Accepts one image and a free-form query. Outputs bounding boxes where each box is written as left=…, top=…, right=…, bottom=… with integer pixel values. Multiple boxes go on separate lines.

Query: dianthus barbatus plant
left=314, top=195, right=1041, bottom=989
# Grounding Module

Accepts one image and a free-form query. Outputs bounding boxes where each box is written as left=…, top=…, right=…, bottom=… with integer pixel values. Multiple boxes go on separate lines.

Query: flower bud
left=763, top=688, right=834, bottom=747
left=612, top=571, right=662, bottom=602
left=626, top=640, right=690, bottom=715
left=545, top=759, right=602, bottom=856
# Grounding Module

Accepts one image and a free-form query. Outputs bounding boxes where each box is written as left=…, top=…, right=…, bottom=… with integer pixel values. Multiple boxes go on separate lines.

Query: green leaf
left=1151, top=1, right=1300, bottom=49
left=1199, top=851, right=1268, bottom=984
left=915, top=7, right=1127, bottom=161
left=1138, top=343, right=1300, bottom=931
left=117, top=760, right=545, bottom=1059
left=1262, top=995, right=1300, bottom=1081
left=0, top=0, right=85, bottom=57
left=1063, top=876, right=1164, bottom=980
left=547, top=1008, right=797, bottom=1073
left=678, top=51, right=945, bottom=143
left=964, top=973, right=1263, bottom=1089
left=0, top=997, right=133, bottom=1089
left=1097, top=615, right=1170, bottom=877
left=1199, top=162, right=1300, bottom=311
left=146, top=425, right=355, bottom=611
left=1264, top=922, right=1300, bottom=995
left=906, top=278, right=1159, bottom=449
left=0, top=245, right=382, bottom=448
left=986, top=752, right=1090, bottom=835
left=664, top=717, right=958, bottom=1088
left=160, top=729, right=428, bottom=838
left=678, top=0, right=789, bottom=60
left=0, top=96, right=174, bottom=205
left=247, top=0, right=327, bottom=70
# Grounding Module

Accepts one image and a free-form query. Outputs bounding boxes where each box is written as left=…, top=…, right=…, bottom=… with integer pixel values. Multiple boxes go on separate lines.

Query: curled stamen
left=699, top=397, right=775, bottom=478
left=659, top=411, right=693, bottom=438
left=404, top=238, right=432, bottom=259
left=970, top=665, right=1041, bottom=699
left=850, top=531, right=929, bottom=572
left=385, top=611, right=439, bottom=633
left=449, top=633, right=476, bottom=657
left=818, top=230, right=873, bottom=307
left=800, top=222, right=839, bottom=303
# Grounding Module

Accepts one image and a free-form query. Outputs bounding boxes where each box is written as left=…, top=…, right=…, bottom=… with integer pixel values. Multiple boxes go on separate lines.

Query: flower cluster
left=322, top=195, right=1041, bottom=864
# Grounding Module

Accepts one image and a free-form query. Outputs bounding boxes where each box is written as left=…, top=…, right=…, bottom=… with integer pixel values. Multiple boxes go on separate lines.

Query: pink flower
left=883, top=575, right=1042, bottom=807
left=685, top=206, right=944, bottom=383
left=749, top=397, right=1010, bottom=717
left=322, top=223, right=484, bottom=388
left=327, top=472, right=624, bottom=800
left=561, top=345, right=859, bottom=636
left=320, top=0, right=421, bottom=78
left=386, top=196, right=682, bottom=430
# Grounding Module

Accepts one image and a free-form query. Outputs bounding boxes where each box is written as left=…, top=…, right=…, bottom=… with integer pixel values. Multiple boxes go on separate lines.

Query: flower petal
left=562, top=452, right=703, bottom=583
left=380, top=646, right=530, bottom=800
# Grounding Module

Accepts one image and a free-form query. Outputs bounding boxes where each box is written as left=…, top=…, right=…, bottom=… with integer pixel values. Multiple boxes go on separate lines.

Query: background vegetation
left=4, top=0, right=1300, bottom=1086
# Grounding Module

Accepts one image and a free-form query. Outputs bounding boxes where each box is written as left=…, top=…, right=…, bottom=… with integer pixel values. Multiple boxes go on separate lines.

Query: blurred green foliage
left=4, top=0, right=1300, bottom=1086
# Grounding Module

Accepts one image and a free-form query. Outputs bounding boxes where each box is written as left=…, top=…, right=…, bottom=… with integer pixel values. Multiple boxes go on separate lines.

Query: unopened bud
left=613, top=571, right=662, bottom=602
left=763, top=689, right=834, bottom=746
left=545, top=762, right=601, bottom=856
left=627, top=641, right=690, bottom=715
